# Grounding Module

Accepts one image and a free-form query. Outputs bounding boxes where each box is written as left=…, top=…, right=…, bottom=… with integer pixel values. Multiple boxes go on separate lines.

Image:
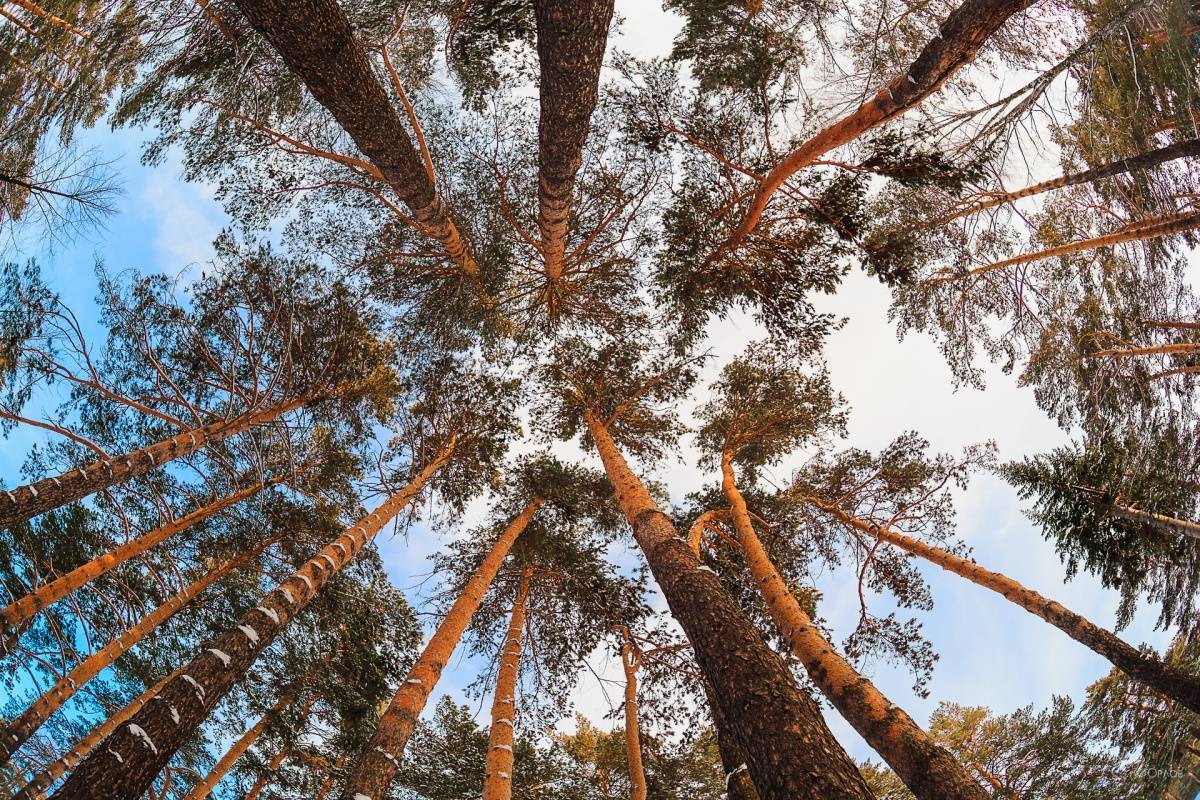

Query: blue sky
left=0, top=0, right=1187, bottom=785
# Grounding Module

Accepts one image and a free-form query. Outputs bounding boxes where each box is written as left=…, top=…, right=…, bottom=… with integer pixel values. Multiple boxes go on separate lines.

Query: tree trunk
left=229, top=0, right=479, bottom=278
left=13, top=667, right=184, bottom=800
left=243, top=745, right=290, bottom=800
left=481, top=566, right=533, bottom=800
left=582, top=410, right=873, bottom=800
left=703, top=680, right=761, bottom=800
left=1, top=541, right=267, bottom=761
left=1069, top=484, right=1200, bottom=539
left=181, top=692, right=298, bottom=800
left=807, top=497, right=1200, bottom=714
left=1091, top=342, right=1200, bottom=358
left=314, top=754, right=346, bottom=800
left=935, top=138, right=1200, bottom=223
left=48, top=441, right=455, bottom=800
left=2, top=476, right=280, bottom=642
left=721, top=454, right=987, bottom=800
left=533, top=0, right=614, bottom=310
left=925, top=211, right=1200, bottom=285
left=340, top=498, right=543, bottom=800
left=620, top=634, right=648, bottom=800
left=725, top=0, right=1034, bottom=248
left=0, top=397, right=304, bottom=531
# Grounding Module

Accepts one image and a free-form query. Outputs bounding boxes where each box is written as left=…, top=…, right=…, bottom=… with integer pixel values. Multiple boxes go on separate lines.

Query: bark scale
left=704, top=680, right=761, bottom=800
left=181, top=692, right=298, bottom=800
left=808, top=497, right=1200, bottom=714
left=229, top=0, right=478, bottom=277
left=243, top=745, right=290, bottom=800
left=49, top=442, right=454, bottom=800
left=926, top=211, right=1200, bottom=285
left=1, top=543, right=265, bottom=761
left=13, top=667, right=184, bottom=800
left=726, top=0, right=1035, bottom=248
left=583, top=410, right=872, bottom=800
left=533, top=0, right=615, bottom=308
left=619, top=633, right=648, bottom=800
left=481, top=567, right=533, bottom=800
left=341, top=498, right=543, bottom=800
left=721, top=454, right=987, bottom=800
left=935, top=137, right=1200, bottom=223
left=2, top=477, right=280, bottom=641
left=0, top=397, right=303, bottom=531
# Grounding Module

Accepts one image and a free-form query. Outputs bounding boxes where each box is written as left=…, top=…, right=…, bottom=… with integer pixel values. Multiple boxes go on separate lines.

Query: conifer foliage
left=2, top=0, right=1200, bottom=798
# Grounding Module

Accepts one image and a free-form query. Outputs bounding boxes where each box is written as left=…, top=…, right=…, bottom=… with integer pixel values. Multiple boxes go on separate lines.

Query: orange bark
left=807, top=497, right=1200, bottom=714
left=724, top=0, right=1032, bottom=249
left=14, top=667, right=184, bottom=800
left=721, top=454, right=987, bottom=800
left=9, top=0, right=91, bottom=39
left=1091, top=342, right=1200, bottom=358
left=342, top=499, right=543, bottom=800
left=314, top=755, right=346, bottom=800
left=1, top=542, right=266, bottom=760
left=48, top=439, right=456, bottom=800
left=0, top=395, right=305, bottom=531
left=925, top=212, right=1200, bottom=286
left=1, top=477, right=281, bottom=639
left=620, top=630, right=648, bottom=800
left=583, top=410, right=874, bottom=799
left=934, top=138, right=1200, bottom=224
left=182, top=693, right=299, bottom=800
left=244, top=745, right=290, bottom=800
left=482, top=567, right=533, bottom=800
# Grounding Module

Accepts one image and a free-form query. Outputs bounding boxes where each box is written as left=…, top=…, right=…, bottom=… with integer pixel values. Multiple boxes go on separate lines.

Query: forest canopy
left=2, top=0, right=1200, bottom=799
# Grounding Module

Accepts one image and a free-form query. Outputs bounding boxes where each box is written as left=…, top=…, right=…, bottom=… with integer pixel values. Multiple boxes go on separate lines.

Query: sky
left=0, top=0, right=1189, bottom=784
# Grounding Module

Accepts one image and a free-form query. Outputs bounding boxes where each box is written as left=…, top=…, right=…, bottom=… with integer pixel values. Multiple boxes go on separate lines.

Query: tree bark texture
left=809, top=498, right=1200, bottom=715
left=14, top=667, right=184, bottom=800
left=726, top=0, right=1035, bottom=248
left=1, top=543, right=263, bottom=761
left=722, top=454, right=987, bottom=800
left=0, top=397, right=303, bottom=531
left=704, top=679, right=761, bottom=800
left=533, top=0, right=615, bottom=291
left=927, top=211, right=1200, bottom=285
left=1, top=477, right=280, bottom=641
left=481, top=567, right=532, bottom=800
left=180, top=692, right=298, bottom=800
left=936, top=137, right=1200, bottom=223
left=620, top=635, right=648, bottom=800
left=229, top=0, right=478, bottom=276
left=583, top=410, right=873, bottom=800
left=48, top=444, right=453, bottom=800
left=340, top=499, right=543, bottom=800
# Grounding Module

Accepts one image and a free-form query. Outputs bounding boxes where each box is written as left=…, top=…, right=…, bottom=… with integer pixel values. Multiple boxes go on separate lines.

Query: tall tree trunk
left=1, top=541, right=268, bottom=761
left=934, top=138, right=1200, bottom=224
left=0, top=396, right=304, bottom=531
left=725, top=0, right=1034, bottom=248
left=721, top=453, right=987, bottom=800
left=481, top=566, right=533, bottom=800
left=925, top=211, right=1200, bottom=285
left=619, top=632, right=648, bottom=800
left=807, top=496, right=1200, bottom=714
left=533, top=0, right=614, bottom=312
left=582, top=410, right=872, bottom=800
left=1068, top=483, right=1200, bottom=539
left=243, top=744, right=290, bottom=800
left=13, top=667, right=184, bottom=800
left=703, top=680, right=760, bottom=800
left=341, top=499, right=543, bottom=800
left=229, top=0, right=479, bottom=278
left=1091, top=342, right=1200, bottom=358
left=2, top=476, right=281, bottom=641
left=48, top=441, right=455, bottom=800
left=181, top=692, right=299, bottom=800
left=314, top=754, right=346, bottom=800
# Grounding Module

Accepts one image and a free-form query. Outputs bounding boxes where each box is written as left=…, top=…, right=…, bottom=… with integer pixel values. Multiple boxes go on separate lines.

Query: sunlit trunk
left=481, top=567, right=533, bottom=800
